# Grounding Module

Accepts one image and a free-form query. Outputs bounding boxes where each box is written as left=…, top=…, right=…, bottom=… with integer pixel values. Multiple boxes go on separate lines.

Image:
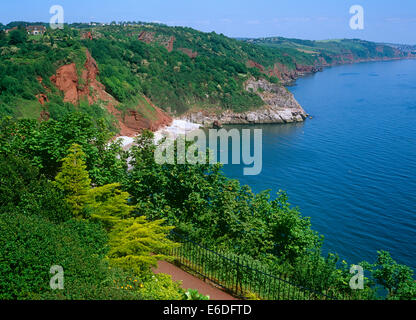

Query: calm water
left=222, top=59, right=416, bottom=269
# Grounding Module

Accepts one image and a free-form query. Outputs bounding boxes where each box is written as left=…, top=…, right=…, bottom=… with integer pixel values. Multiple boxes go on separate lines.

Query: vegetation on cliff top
left=245, top=37, right=402, bottom=63
left=0, top=22, right=409, bottom=127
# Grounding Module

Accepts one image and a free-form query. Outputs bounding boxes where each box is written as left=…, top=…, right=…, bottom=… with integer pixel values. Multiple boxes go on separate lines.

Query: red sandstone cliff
left=50, top=49, right=172, bottom=136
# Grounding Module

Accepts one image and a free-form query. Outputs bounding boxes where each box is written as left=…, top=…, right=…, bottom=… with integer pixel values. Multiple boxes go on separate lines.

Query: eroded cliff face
left=50, top=49, right=172, bottom=136
left=247, top=48, right=413, bottom=85
left=50, top=49, right=117, bottom=105
left=247, top=60, right=322, bottom=85
left=180, top=78, right=307, bottom=126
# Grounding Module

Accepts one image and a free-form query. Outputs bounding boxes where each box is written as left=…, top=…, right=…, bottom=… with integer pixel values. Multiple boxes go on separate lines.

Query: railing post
left=237, top=257, right=242, bottom=296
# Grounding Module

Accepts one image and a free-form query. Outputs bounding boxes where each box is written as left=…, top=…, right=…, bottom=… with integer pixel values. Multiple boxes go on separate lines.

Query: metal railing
left=166, top=231, right=345, bottom=300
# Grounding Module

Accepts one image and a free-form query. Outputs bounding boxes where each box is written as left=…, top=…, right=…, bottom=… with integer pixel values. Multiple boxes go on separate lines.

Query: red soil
left=178, top=48, right=198, bottom=59
left=39, top=110, right=50, bottom=122
left=50, top=49, right=172, bottom=137
left=247, top=60, right=265, bottom=72
left=81, top=31, right=93, bottom=40
left=167, top=36, right=175, bottom=53
left=36, top=93, right=49, bottom=105
left=138, top=31, right=155, bottom=44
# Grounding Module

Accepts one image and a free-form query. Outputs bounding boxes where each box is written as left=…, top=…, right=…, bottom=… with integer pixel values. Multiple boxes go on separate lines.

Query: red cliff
left=50, top=49, right=172, bottom=136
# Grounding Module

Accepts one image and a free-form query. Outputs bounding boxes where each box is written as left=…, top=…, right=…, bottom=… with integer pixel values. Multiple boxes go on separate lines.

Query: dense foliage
left=246, top=37, right=401, bottom=63
left=0, top=114, right=414, bottom=300
left=0, top=21, right=414, bottom=300
left=1, top=22, right=406, bottom=123
left=0, top=116, right=200, bottom=300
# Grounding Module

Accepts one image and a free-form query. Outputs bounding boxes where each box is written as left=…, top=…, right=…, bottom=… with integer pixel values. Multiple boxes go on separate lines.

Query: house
left=5, top=27, right=17, bottom=34
left=26, top=25, right=46, bottom=36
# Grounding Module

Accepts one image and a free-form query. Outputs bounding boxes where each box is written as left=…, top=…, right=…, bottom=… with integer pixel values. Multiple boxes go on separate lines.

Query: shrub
left=137, top=274, right=185, bottom=300
left=0, top=212, right=110, bottom=300
left=0, top=154, right=71, bottom=223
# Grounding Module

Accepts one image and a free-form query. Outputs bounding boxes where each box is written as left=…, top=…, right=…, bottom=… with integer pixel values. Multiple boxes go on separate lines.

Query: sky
left=1, top=0, right=416, bottom=44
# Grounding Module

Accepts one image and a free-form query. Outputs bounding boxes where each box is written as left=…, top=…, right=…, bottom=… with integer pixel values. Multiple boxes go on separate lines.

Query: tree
left=107, top=216, right=178, bottom=274
left=8, top=28, right=27, bottom=45
left=54, top=144, right=92, bottom=218
left=53, top=143, right=179, bottom=275
left=0, top=212, right=111, bottom=300
left=0, top=30, right=5, bottom=42
left=362, top=251, right=416, bottom=300
left=0, top=154, right=71, bottom=223
left=88, top=183, right=133, bottom=227
left=0, top=114, right=127, bottom=184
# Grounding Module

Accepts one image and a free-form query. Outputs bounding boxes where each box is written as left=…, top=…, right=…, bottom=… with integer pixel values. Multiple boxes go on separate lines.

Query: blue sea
left=221, top=59, right=416, bottom=269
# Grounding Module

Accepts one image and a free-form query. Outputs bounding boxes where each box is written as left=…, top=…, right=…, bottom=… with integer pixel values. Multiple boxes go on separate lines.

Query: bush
left=137, top=274, right=185, bottom=300
left=0, top=154, right=71, bottom=223
left=0, top=212, right=110, bottom=300
left=8, top=28, right=27, bottom=45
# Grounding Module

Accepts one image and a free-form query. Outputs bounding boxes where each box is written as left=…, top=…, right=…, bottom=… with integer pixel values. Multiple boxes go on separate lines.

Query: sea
left=221, top=59, right=416, bottom=269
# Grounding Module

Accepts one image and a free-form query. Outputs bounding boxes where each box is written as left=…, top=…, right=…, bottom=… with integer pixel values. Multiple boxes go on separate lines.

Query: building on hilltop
left=26, top=25, right=46, bottom=35
left=5, top=27, right=18, bottom=34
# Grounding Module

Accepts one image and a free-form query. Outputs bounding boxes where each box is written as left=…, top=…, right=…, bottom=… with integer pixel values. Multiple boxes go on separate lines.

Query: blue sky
left=1, top=0, right=416, bottom=44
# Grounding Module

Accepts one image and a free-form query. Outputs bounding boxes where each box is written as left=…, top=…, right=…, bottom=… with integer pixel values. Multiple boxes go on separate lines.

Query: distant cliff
left=244, top=37, right=416, bottom=85
left=1, top=22, right=414, bottom=134
left=180, top=78, right=307, bottom=126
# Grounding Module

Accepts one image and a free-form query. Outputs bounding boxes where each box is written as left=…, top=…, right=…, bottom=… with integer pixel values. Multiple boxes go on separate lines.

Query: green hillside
left=245, top=36, right=404, bottom=65
left=1, top=22, right=415, bottom=301
left=0, top=22, right=409, bottom=126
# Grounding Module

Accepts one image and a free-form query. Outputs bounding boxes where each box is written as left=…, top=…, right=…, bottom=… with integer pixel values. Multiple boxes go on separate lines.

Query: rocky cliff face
left=249, top=50, right=413, bottom=86
left=50, top=49, right=172, bottom=136
left=180, top=78, right=307, bottom=126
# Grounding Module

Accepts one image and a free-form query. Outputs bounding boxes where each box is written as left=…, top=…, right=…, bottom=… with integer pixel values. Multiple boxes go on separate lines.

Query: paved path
left=154, top=261, right=237, bottom=300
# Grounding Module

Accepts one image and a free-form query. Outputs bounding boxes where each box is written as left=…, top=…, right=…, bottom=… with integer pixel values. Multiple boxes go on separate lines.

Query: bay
left=221, top=59, right=416, bottom=269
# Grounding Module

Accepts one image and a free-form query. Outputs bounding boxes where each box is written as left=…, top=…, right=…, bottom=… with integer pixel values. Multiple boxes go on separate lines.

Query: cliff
left=50, top=49, right=172, bottom=136
left=246, top=38, right=416, bottom=85
left=2, top=23, right=415, bottom=133
left=180, top=78, right=307, bottom=126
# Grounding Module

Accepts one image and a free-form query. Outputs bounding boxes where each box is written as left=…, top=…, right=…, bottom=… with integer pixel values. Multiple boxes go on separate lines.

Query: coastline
left=178, top=77, right=308, bottom=127
left=119, top=55, right=416, bottom=144
left=177, top=55, right=416, bottom=128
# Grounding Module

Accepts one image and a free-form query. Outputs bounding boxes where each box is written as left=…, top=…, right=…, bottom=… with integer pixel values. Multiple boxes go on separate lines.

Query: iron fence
left=166, top=231, right=354, bottom=300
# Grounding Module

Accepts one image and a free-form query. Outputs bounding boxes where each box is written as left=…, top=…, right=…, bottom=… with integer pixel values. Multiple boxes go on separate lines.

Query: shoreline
left=118, top=56, right=415, bottom=144
left=285, top=55, right=416, bottom=85
left=116, top=119, right=202, bottom=150
left=180, top=56, right=416, bottom=128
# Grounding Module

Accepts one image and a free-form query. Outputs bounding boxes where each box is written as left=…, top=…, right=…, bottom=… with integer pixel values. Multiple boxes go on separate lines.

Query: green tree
left=107, top=216, right=178, bottom=274
left=0, top=114, right=127, bottom=185
left=362, top=251, right=416, bottom=300
left=54, top=144, right=92, bottom=218
left=0, top=212, right=111, bottom=300
left=88, top=183, right=133, bottom=227
left=8, top=28, right=27, bottom=45
left=54, top=142, right=179, bottom=277
left=0, top=154, right=71, bottom=223
left=0, top=30, right=5, bottom=43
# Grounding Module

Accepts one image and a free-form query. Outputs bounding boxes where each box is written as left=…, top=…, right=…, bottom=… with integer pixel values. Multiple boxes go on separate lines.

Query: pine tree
left=107, top=216, right=179, bottom=274
left=88, top=183, right=133, bottom=227
left=55, top=144, right=179, bottom=274
left=55, top=144, right=92, bottom=218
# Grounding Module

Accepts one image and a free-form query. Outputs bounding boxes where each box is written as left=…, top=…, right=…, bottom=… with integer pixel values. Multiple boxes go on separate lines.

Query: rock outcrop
left=248, top=48, right=411, bottom=86
left=50, top=63, right=80, bottom=104
left=179, top=78, right=307, bottom=126
left=178, top=48, right=198, bottom=59
left=81, top=31, right=93, bottom=40
left=138, top=31, right=155, bottom=43
left=36, top=93, right=48, bottom=105
left=247, top=60, right=265, bottom=72
left=50, top=49, right=172, bottom=136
